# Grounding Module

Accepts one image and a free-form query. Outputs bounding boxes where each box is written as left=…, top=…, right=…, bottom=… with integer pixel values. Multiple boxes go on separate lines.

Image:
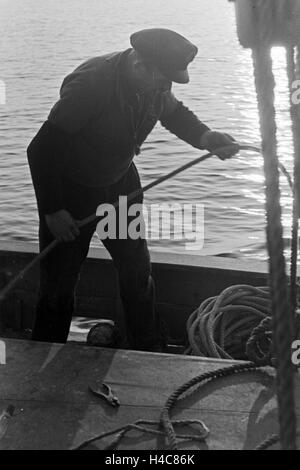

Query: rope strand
left=252, top=39, right=296, bottom=450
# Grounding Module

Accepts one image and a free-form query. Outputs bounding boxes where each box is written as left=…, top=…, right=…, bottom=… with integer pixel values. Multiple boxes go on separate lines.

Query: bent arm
left=159, top=91, right=210, bottom=149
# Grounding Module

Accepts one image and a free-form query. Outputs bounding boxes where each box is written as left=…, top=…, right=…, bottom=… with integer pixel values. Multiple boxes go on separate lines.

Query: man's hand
left=45, top=209, right=80, bottom=242
left=200, top=130, right=240, bottom=160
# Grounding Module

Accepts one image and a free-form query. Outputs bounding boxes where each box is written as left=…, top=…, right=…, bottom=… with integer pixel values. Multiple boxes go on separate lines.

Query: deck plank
left=0, top=338, right=299, bottom=450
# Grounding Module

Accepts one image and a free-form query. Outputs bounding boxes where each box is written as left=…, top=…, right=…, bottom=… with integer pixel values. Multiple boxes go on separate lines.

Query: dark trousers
left=32, top=163, right=159, bottom=350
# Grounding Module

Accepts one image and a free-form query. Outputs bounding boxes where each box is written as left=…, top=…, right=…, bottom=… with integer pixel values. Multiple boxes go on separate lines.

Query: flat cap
left=130, top=28, right=198, bottom=83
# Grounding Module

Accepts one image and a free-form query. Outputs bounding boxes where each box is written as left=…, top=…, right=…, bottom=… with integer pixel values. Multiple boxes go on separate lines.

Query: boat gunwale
left=0, top=240, right=269, bottom=275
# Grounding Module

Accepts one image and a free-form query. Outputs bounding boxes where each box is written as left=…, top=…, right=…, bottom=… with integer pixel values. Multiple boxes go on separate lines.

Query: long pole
left=0, top=143, right=259, bottom=303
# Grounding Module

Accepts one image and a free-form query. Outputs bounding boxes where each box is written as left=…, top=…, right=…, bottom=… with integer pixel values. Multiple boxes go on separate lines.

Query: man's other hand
left=45, top=210, right=80, bottom=242
left=200, top=130, right=240, bottom=160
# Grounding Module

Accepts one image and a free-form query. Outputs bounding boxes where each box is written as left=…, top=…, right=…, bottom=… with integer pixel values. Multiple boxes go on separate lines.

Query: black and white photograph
left=0, top=0, right=300, bottom=454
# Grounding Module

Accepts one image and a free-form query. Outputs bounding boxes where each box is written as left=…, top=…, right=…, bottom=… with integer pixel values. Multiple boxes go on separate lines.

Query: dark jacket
left=27, top=49, right=210, bottom=215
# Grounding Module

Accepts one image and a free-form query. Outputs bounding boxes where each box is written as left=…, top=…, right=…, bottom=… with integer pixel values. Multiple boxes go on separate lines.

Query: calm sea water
left=0, top=0, right=296, bottom=260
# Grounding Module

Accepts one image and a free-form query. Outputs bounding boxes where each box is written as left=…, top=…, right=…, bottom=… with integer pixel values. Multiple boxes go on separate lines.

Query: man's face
left=131, top=57, right=172, bottom=93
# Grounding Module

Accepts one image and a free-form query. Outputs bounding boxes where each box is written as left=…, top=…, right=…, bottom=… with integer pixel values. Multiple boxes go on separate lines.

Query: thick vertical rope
left=286, top=48, right=300, bottom=320
left=251, top=17, right=296, bottom=452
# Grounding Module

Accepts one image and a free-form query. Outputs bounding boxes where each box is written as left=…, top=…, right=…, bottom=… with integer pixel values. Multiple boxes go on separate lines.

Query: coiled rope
left=185, top=282, right=300, bottom=367
left=185, top=285, right=273, bottom=364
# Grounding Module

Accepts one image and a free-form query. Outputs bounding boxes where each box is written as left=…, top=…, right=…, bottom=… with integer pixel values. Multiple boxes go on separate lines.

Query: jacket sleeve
left=159, top=91, right=210, bottom=149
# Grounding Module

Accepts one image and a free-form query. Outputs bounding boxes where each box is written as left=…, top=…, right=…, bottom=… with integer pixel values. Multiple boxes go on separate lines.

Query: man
left=27, top=28, right=238, bottom=351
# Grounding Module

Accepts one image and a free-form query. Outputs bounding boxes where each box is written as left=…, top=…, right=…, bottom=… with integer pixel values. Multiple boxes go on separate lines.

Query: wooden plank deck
left=0, top=338, right=299, bottom=450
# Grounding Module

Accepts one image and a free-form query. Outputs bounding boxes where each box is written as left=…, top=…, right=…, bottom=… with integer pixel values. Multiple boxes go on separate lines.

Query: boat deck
left=0, top=338, right=299, bottom=450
